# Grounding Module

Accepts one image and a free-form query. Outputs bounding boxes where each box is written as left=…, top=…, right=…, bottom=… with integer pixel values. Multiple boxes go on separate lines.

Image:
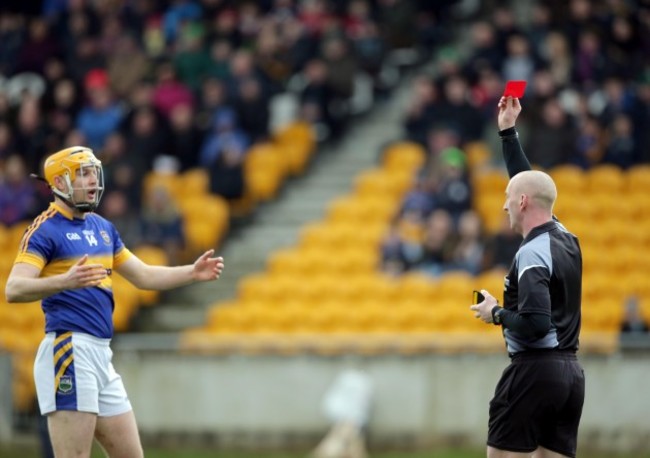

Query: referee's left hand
left=470, top=289, right=499, bottom=324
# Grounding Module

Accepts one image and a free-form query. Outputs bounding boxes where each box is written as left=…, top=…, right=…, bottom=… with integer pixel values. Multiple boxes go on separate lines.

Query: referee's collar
left=522, top=220, right=556, bottom=245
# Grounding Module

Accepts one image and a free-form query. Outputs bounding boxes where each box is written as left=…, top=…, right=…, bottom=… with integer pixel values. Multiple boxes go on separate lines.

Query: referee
left=470, top=96, right=585, bottom=458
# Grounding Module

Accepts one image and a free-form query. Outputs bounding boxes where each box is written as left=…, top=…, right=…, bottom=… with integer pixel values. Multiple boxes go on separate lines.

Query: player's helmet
left=43, top=146, right=104, bottom=212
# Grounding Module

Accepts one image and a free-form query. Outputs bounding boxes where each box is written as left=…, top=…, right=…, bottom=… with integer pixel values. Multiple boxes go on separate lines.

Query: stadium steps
left=132, top=81, right=413, bottom=332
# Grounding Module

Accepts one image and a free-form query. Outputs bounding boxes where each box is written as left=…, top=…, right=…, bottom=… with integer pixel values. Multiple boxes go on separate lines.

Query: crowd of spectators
left=0, top=0, right=458, bottom=261
left=382, top=0, right=650, bottom=277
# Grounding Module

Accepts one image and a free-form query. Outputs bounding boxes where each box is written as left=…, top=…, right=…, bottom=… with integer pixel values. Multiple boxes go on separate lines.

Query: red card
left=503, top=80, right=527, bottom=98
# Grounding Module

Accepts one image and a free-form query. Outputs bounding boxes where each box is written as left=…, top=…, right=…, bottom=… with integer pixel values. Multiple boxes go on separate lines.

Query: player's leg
left=95, top=410, right=144, bottom=458
left=95, top=355, right=143, bottom=458
left=47, top=410, right=97, bottom=458
left=35, top=333, right=99, bottom=458
left=531, top=446, right=572, bottom=458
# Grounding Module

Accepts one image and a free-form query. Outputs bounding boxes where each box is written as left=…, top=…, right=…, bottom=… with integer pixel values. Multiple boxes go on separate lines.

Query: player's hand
left=64, top=255, right=108, bottom=289
left=470, top=289, right=499, bottom=324
left=192, top=249, right=224, bottom=281
left=497, top=96, right=522, bottom=131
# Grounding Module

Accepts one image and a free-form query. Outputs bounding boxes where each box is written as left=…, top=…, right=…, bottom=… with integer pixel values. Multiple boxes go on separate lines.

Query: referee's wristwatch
left=491, top=306, right=504, bottom=326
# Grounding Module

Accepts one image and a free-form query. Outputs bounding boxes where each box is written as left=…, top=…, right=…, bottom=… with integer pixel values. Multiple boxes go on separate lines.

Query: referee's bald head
left=508, top=170, right=557, bottom=212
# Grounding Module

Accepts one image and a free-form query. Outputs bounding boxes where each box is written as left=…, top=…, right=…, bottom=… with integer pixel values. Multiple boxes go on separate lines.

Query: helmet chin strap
left=53, top=175, right=100, bottom=213
left=54, top=191, right=98, bottom=213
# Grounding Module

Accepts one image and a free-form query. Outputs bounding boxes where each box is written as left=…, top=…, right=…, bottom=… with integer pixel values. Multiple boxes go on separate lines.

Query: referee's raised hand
left=497, top=96, right=522, bottom=130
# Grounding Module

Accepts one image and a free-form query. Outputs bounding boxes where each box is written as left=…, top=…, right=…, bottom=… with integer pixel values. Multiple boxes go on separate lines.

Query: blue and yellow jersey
left=14, top=202, right=133, bottom=338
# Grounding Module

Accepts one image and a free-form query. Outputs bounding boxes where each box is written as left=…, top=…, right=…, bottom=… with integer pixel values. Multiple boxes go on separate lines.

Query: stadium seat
left=327, top=195, right=397, bottom=225
left=178, top=167, right=210, bottom=199
left=625, top=164, right=650, bottom=193
left=436, top=272, right=474, bottom=304
left=382, top=142, right=427, bottom=173
left=9, top=222, right=30, bottom=249
left=586, top=164, right=625, bottom=193
left=266, top=248, right=305, bottom=276
left=397, top=272, right=439, bottom=304
left=0, top=224, right=8, bottom=249
left=274, top=121, right=316, bottom=155
left=272, top=121, right=316, bottom=176
left=143, top=172, right=182, bottom=204
left=178, top=195, right=230, bottom=253
left=472, top=170, right=509, bottom=195
left=244, top=143, right=288, bottom=201
left=474, top=194, right=507, bottom=234
left=549, top=164, right=587, bottom=194
left=354, top=169, right=413, bottom=199
left=463, top=141, right=492, bottom=171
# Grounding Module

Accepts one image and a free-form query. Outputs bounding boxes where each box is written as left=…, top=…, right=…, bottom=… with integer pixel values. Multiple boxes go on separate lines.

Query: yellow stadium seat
left=354, top=169, right=413, bottom=199
left=342, top=247, right=379, bottom=274
left=582, top=297, right=624, bottom=332
left=579, top=219, right=621, bottom=249
left=0, top=224, right=8, bottom=250
left=207, top=305, right=259, bottom=334
left=327, top=195, right=398, bottom=225
left=436, top=272, right=474, bottom=303
left=274, top=120, right=316, bottom=175
left=303, top=222, right=381, bottom=250
left=586, top=164, right=625, bottom=193
left=397, top=272, right=438, bottom=303
left=298, top=222, right=344, bottom=249
left=274, top=117, right=315, bottom=167
left=244, top=143, right=287, bottom=201
left=382, top=142, right=427, bottom=173
left=178, top=195, right=229, bottom=253
left=629, top=191, right=650, bottom=221
left=274, top=121, right=316, bottom=154
left=625, top=164, right=650, bottom=193
left=178, top=167, right=210, bottom=198
left=143, top=172, right=182, bottom=204
left=474, top=194, right=507, bottom=234
left=549, top=164, right=587, bottom=194
left=283, top=141, right=314, bottom=176
left=464, top=141, right=492, bottom=171
left=237, top=273, right=276, bottom=302
left=266, top=248, right=305, bottom=276
left=133, top=245, right=169, bottom=266
left=9, top=221, right=30, bottom=250
left=475, top=268, right=507, bottom=300
left=472, top=170, right=509, bottom=195
left=183, top=219, right=225, bottom=253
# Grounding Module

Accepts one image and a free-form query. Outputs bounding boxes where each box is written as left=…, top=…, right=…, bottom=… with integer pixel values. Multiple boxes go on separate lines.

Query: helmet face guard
left=43, top=147, right=105, bottom=212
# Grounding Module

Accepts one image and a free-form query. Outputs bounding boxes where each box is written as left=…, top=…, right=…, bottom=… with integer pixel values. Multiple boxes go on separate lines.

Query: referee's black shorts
left=487, top=350, right=585, bottom=458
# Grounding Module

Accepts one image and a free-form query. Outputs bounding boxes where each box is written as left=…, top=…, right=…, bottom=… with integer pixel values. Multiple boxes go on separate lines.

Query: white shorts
left=34, top=332, right=132, bottom=417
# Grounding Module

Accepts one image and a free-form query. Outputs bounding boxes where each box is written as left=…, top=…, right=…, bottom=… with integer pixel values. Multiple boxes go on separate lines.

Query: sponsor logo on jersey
left=66, top=233, right=82, bottom=241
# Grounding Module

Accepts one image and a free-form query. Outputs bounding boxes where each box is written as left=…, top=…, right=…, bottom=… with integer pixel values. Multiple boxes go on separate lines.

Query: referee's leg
left=487, top=445, right=571, bottom=457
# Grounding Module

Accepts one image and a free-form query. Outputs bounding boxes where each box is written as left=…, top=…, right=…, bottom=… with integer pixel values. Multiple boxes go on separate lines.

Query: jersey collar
left=523, top=220, right=556, bottom=244
left=50, top=201, right=76, bottom=220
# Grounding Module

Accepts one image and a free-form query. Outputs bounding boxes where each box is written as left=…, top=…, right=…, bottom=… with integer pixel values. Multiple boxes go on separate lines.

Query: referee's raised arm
left=497, top=96, right=532, bottom=178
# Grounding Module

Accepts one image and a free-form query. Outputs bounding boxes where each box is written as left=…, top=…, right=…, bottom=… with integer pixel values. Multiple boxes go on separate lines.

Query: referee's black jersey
left=502, top=217, right=582, bottom=354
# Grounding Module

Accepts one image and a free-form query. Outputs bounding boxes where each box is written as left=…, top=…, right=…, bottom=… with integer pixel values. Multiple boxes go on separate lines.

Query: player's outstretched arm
left=498, top=96, right=532, bottom=178
left=6, top=255, right=108, bottom=303
left=116, top=249, right=225, bottom=291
